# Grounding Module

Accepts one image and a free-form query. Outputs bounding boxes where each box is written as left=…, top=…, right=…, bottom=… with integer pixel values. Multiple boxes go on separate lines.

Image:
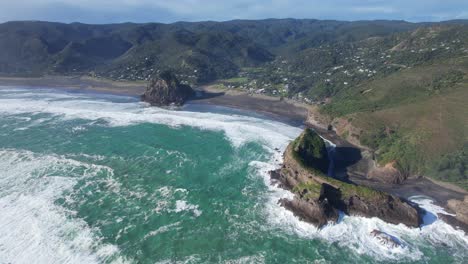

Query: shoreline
left=0, top=75, right=147, bottom=96
left=190, top=84, right=309, bottom=126
left=1, top=75, right=466, bottom=212
left=306, top=121, right=467, bottom=208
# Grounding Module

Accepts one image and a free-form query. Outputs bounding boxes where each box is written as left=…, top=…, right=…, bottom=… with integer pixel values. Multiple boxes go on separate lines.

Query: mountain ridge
left=0, top=18, right=467, bottom=189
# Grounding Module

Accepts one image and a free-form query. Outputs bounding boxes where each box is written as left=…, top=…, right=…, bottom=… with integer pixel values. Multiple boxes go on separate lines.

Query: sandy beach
left=0, top=75, right=466, bottom=212
left=0, top=75, right=310, bottom=125
left=0, top=75, right=147, bottom=96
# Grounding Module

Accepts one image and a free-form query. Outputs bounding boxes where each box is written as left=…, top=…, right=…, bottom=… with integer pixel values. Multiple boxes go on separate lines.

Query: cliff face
left=438, top=196, right=468, bottom=232
left=272, top=129, right=422, bottom=228
left=368, top=161, right=407, bottom=184
left=141, top=71, right=195, bottom=106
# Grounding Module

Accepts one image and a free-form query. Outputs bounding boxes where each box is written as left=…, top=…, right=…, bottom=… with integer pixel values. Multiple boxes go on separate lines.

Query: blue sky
left=0, top=0, right=467, bottom=24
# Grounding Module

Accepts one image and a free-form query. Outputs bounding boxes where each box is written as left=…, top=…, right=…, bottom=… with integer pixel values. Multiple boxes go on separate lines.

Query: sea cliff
left=271, top=128, right=422, bottom=228
left=141, top=71, right=195, bottom=106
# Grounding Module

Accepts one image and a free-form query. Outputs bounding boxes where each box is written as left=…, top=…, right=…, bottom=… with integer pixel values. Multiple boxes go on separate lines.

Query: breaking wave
left=0, top=86, right=467, bottom=263
left=0, top=149, right=127, bottom=264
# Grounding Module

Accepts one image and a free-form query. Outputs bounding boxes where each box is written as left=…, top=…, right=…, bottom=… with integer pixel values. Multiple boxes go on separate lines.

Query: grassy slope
left=0, top=20, right=467, bottom=188
left=321, top=58, right=468, bottom=188
left=290, top=129, right=386, bottom=200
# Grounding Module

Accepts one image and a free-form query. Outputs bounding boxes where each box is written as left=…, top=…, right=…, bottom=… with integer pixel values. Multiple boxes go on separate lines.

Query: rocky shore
left=305, top=114, right=468, bottom=232
left=271, top=128, right=422, bottom=228
left=0, top=75, right=466, bottom=232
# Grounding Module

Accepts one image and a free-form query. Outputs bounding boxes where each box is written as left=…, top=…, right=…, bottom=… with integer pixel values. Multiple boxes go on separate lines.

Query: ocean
left=0, top=87, right=466, bottom=263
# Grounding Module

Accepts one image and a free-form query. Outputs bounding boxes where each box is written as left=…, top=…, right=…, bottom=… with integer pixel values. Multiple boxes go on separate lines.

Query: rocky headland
left=271, top=128, right=422, bottom=228
left=141, top=71, right=195, bottom=106
left=438, top=196, right=468, bottom=232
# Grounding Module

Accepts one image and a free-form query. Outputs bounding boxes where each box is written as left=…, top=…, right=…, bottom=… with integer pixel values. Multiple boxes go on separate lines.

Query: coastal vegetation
left=0, top=19, right=467, bottom=188
left=291, top=128, right=329, bottom=174
left=276, top=128, right=420, bottom=228
left=290, top=129, right=386, bottom=201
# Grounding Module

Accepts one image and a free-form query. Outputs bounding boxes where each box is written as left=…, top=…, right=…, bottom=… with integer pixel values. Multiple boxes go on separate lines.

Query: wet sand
left=0, top=75, right=146, bottom=96
left=190, top=85, right=309, bottom=125
left=1, top=75, right=466, bottom=209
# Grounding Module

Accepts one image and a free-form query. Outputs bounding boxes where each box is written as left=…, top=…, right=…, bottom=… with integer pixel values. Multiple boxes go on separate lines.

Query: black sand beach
left=0, top=75, right=466, bottom=212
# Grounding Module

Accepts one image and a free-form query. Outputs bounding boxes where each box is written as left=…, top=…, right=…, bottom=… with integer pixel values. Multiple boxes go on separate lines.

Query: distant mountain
left=0, top=19, right=423, bottom=81
left=0, top=19, right=467, bottom=188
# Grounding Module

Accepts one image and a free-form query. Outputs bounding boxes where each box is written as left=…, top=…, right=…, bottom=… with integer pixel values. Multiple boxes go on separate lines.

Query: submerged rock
left=370, top=230, right=403, bottom=248
left=272, top=128, right=422, bottom=228
left=141, top=70, right=195, bottom=106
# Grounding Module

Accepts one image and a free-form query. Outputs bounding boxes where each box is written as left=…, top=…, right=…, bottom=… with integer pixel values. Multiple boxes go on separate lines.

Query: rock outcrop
left=368, top=161, right=407, bottom=184
left=438, top=196, right=468, bottom=232
left=370, top=230, right=402, bottom=248
left=291, top=128, right=330, bottom=173
left=141, top=70, right=195, bottom=106
left=271, top=128, right=422, bottom=228
left=279, top=197, right=339, bottom=227
left=447, top=196, right=468, bottom=224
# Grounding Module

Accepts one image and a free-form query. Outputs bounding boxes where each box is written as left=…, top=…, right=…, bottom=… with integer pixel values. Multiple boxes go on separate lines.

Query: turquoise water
left=0, top=87, right=467, bottom=263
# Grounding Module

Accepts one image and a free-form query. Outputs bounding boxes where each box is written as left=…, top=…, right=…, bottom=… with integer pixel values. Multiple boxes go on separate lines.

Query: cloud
left=0, top=0, right=466, bottom=23
left=351, top=6, right=397, bottom=14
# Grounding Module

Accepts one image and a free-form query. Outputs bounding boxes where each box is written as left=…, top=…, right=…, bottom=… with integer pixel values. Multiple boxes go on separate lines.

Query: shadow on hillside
left=332, top=146, right=362, bottom=182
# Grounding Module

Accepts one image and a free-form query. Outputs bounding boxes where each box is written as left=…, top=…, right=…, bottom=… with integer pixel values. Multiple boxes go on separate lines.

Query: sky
left=0, top=0, right=467, bottom=24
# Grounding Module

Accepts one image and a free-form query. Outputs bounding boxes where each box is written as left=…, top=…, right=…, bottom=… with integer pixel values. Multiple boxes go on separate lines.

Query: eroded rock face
left=279, top=197, right=339, bottom=228
left=439, top=196, right=468, bottom=232
left=368, top=161, right=407, bottom=184
left=448, top=196, right=468, bottom=224
left=271, top=128, right=422, bottom=228
left=141, top=71, right=195, bottom=106
left=345, top=194, right=420, bottom=227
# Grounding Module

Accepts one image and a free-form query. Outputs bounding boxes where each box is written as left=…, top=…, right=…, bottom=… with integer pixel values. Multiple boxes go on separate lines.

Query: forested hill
left=0, top=19, right=428, bottom=81
left=0, top=19, right=467, bottom=188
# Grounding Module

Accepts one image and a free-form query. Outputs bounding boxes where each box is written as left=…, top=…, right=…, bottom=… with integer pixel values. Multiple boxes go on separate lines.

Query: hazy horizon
left=0, top=0, right=467, bottom=24
left=3, top=17, right=468, bottom=26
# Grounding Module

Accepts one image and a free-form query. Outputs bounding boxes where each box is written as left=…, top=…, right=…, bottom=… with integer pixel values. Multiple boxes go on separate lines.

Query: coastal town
left=92, top=28, right=467, bottom=107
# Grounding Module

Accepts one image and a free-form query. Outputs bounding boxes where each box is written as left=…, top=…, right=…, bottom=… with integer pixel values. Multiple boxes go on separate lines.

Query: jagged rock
left=345, top=194, right=421, bottom=227
left=141, top=70, right=195, bottom=106
left=279, top=197, right=339, bottom=228
left=437, top=213, right=468, bottom=233
left=271, top=128, right=422, bottom=228
left=448, top=196, right=468, bottom=223
left=440, top=196, right=468, bottom=232
left=319, top=183, right=346, bottom=211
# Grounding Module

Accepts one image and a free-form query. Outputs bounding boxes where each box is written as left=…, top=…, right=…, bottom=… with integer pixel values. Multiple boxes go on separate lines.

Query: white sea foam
left=143, top=222, right=182, bottom=240
left=151, top=187, right=203, bottom=218
left=173, top=200, right=203, bottom=217
left=250, top=155, right=468, bottom=262
left=0, top=88, right=302, bottom=149
left=2, top=87, right=467, bottom=262
left=0, top=149, right=127, bottom=264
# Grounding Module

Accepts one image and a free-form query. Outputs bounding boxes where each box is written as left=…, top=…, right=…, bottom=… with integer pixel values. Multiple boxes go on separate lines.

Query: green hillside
left=0, top=19, right=421, bottom=81
left=0, top=19, right=467, bottom=188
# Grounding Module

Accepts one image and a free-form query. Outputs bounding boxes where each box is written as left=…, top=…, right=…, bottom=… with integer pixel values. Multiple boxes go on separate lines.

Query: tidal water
left=0, top=87, right=466, bottom=263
